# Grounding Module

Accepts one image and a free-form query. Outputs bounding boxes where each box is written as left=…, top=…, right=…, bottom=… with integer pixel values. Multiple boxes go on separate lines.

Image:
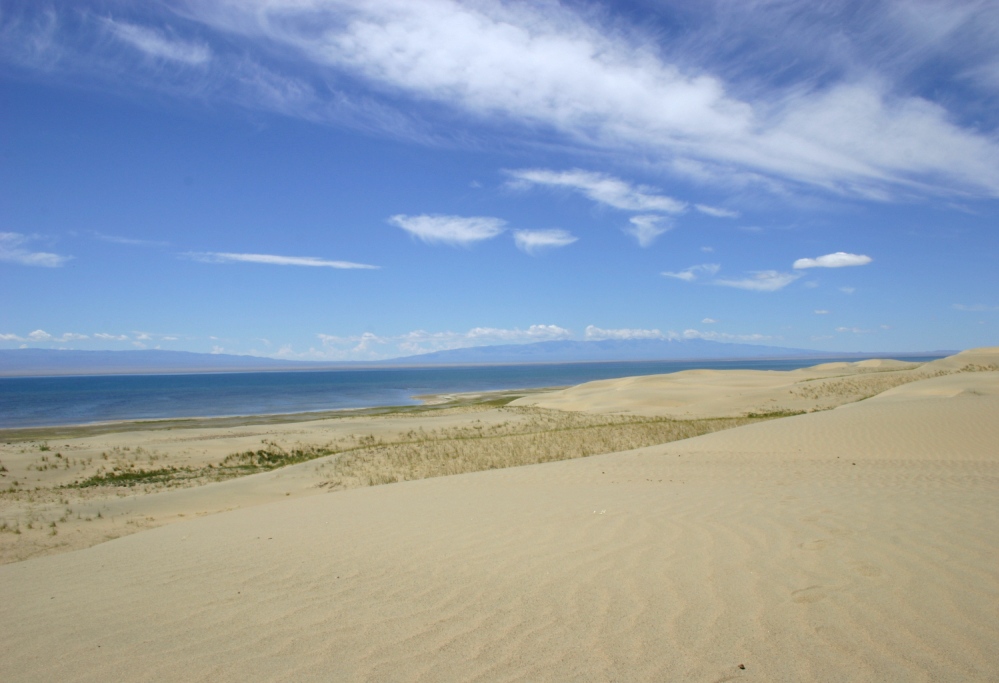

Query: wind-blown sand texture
left=1, top=348, right=997, bottom=681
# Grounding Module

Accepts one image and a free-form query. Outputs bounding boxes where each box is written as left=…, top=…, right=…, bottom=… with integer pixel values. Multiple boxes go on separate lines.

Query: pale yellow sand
left=1, top=349, right=997, bottom=681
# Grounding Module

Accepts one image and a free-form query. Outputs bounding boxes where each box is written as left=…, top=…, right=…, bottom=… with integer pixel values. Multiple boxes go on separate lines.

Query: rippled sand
left=1, top=348, right=997, bottom=681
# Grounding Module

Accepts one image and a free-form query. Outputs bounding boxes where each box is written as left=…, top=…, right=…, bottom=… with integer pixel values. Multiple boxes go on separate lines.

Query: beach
left=1, top=348, right=997, bottom=681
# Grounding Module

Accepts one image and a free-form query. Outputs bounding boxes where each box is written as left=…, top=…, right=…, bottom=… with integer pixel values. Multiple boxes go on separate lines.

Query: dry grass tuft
left=315, top=407, right=765, bottom=490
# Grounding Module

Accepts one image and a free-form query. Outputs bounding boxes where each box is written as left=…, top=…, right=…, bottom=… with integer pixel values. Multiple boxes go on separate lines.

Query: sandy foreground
left=1, top=348, right=997, bottom=681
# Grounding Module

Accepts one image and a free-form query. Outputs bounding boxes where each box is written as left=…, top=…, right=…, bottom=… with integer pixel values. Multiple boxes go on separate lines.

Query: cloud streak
left=512, top=229, right=577, bottom=255
left=390, top=214, right=506, bottom=246
left=0, top=232, right=72, bottom=267
left=793, top=252, right=872, bottom=269
left=188, top=252, right=379, bottom=269
left=662, top=263, right=720, bottom=282
left=104, top=19, right=211, bottom=65
left=507, top=169, right=686, bottom=213
left=714, top=270, right=801, bottom=292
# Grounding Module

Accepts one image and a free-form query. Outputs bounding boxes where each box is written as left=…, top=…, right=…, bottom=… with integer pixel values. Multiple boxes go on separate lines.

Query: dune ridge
left=1, top=348, right=997, bottom=681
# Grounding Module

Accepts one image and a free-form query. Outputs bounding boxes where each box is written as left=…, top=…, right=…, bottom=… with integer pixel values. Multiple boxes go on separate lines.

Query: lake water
left=0, top=356, right=942, bottom=429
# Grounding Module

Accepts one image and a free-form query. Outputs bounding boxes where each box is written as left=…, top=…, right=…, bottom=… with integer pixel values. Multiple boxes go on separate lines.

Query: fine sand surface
left=1, top=348, right=997, bottom=681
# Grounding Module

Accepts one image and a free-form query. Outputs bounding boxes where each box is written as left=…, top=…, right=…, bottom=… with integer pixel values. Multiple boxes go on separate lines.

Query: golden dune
left=1, top=349, right=997, bottom=681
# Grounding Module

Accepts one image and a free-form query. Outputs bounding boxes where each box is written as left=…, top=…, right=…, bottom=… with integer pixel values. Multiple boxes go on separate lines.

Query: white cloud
left=700, top=246, right=714, bottom=253
left=175, top=0, right=999, bottom=198
left=714, top=270, right=801, bottom=292
left=840, top=286, right=856, bottom=294
left=695, top=204, right=739, bottom=218
left=313, top=323, right=573, bottom=360
left=20, top=329, right=88, bottom=343
left=662, top=263, right=720, bottom=282
left=94, top=333, right=130, bottom=341
left=682, top=329, right=773, bottom=342
left=814, top=309, right=830, bottom=315
left=701, top=318, right=717, bottom=324
left=584, top=325, right=667, bottom=340
left=836, top=326, right=867, bottom=334
left=512, top=229, right=577, bottom=255
left=793, top=252, right=872, bottom=269
left=104, top=20, right=211, bottom=65
left=507, top=169, right=686, bottom=213
left=0, top=232, right=72, bottom=267
left=188, top=252, right=378, bottom=269
left=390, top=214, right=506, bottom=246
left=625, top=215, right=672, bottom=247
left=0, top=333, right=24, bottom=341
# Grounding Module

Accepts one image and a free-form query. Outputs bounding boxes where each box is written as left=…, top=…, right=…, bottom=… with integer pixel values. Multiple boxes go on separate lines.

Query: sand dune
left=1, top=350, right=997, bottom=681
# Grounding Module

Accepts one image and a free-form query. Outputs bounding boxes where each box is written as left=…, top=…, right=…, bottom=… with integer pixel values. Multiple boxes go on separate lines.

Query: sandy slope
left=1, top=351, right=997, bottom=682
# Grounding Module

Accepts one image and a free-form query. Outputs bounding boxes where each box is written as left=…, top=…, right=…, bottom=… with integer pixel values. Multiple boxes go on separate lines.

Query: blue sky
left=1, top=0, right=997, bottom=360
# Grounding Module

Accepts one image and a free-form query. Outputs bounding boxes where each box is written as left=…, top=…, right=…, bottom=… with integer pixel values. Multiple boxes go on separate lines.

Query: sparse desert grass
left=315, top=407, right=767, bottom=490
left=791, top=362, right=998, bottom=402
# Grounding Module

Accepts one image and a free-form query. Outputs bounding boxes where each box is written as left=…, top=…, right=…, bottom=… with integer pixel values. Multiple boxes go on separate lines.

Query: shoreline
left=0, top=386, right=562, bottom=441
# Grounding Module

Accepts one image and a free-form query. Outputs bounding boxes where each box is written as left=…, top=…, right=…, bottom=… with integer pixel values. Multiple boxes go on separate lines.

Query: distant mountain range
left=0, top=340, right=950, bottom=377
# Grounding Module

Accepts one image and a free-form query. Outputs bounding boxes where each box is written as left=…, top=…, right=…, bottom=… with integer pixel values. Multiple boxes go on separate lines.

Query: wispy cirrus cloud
left=694, top=204, right=739, bottom=218
left=714, top=270, right=801, bottom=292
left=103, top=19, right=211, bottom=65
left=92, top=231, right=170, bottom=247
left=507, top=169, right=686, bottom=213
left=185, top=0, right=999, bottom=198
left=512, top=229, right=577, bottom=255
left=661, top=263, right=720, bottom=282
left=4, top=2, right=999, bottom=198
left=390, top=214, right=506, bottom=246
left=187, top=252, right=379, bottom=269
left=793, top=252, right=872, bottom=269
left=0, top=232, right=72, bottom=267
left=625, top=215, right=672, bottom=247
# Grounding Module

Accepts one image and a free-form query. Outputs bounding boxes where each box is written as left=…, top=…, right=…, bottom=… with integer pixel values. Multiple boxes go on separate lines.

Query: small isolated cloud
left=793, top=252, right=872, bottom=269
left=695, top=205, right=739, bottom=218
left=0, top=333, right=24, bottom=341
left=702, top=318, right=717, bottom=324
left=662, top=263, right=720, bottom=282
left=513, top=229, right=577, bottom=255
left=28, top=330, right=52, bottom=341
left=953, top=303, right=999, bottom=312
left=507, top=169, right=686, bottom=213
left=840, top=286, right=856, bottom=294
left=188, top=252, right=378, bottom=269
left=625, top=215, right=672, bottom=247
left=104, top=19, right=211, bottom=65
left=701, top=246, right=714, bottom=253
left=94, top=333, right=130, bottom=341
left=390, top=214, right=506, bottom=246
left=715, top=270, right=801, bottom=292
left=585, top=325, right=666, bottom=340
left=836, top=326, right=867, bottom=334
left=814, top=309, right=830, bottom=315
left=0, top=232, right=72, bottom=267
